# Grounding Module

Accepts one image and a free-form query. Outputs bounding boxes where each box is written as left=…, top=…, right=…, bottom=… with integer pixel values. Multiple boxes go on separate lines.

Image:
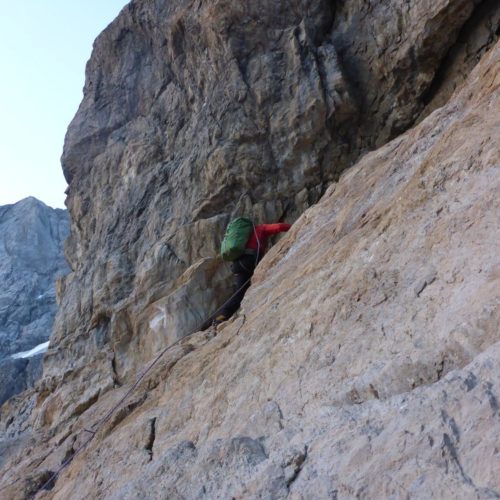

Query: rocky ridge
left=0, top=198, right=69, bottom=405
left=0, top=0, right=498, bottom=498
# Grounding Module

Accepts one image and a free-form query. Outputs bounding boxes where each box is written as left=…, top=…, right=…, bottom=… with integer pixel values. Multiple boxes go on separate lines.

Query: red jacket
left=246, top=223, right=291, bottom=253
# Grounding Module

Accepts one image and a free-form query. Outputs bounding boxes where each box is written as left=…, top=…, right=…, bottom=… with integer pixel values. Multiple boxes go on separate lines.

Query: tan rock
left=41, top=0, right=498, bottom=419
left=1, top=35, right=498, bottom=500
left=1, top=1, right=499, bottom=499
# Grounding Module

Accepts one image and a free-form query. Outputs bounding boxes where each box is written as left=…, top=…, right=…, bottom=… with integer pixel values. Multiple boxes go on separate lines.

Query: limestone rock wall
left=1, top=38, right=497, bottom=500
left=0, top=0, right=499, bottom=498
left=44, top=0, right=498, bottom=415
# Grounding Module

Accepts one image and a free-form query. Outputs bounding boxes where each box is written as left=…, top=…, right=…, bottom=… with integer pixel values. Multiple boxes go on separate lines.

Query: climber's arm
left=260, top=223, right=291, bottom=236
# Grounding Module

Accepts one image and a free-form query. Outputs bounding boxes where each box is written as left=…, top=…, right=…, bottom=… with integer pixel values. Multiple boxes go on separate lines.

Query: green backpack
left=220, top=217, right=254, bottom=261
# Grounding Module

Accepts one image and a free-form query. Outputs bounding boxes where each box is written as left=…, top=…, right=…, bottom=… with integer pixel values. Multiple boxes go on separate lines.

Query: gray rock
left=24, top=353, right=44, bottom=389
left=0, top=197, right=69, bottom=404
left=0, top=355, right=43, bottom=406
left=0, top=358, right=28, bottom=404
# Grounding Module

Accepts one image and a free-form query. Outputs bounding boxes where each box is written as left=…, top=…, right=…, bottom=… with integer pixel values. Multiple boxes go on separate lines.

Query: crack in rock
left=145, top=417, right=156, bottom=461
left=284, top=445, right=308, bottom=490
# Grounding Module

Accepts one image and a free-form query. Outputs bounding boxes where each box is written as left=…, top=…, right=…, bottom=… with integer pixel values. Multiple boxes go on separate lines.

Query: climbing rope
left=28, top=226, right=262, bottom=496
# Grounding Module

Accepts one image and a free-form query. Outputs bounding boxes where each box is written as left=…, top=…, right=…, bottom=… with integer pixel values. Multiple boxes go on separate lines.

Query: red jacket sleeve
left=260, top=223, right=291, bottom=236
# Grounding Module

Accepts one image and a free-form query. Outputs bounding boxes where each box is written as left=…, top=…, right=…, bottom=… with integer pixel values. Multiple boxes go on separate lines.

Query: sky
left=0, top=0, right=129, bottom=209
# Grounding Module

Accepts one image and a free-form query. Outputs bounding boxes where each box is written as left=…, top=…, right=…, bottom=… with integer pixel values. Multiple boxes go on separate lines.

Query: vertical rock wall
left=43, top=0, right=498, bottom=414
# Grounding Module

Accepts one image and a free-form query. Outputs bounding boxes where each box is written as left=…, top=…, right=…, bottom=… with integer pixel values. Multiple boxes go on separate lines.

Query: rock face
left=0, top=198, right=69, bottom=405
left=42, top=0, right=499, bottom=417
left=0, top=0, right=499, bottom=498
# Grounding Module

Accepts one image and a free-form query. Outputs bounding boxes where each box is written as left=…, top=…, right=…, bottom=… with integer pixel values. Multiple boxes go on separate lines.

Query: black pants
left=220, top=253, right=259, bottom=319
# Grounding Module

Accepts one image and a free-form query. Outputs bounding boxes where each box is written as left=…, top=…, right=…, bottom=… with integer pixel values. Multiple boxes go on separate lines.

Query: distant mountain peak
left=0, top=199, right=69, bottom=405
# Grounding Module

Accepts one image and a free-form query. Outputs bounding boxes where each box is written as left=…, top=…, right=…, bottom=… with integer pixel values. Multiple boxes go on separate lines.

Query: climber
left=210, top=218, right=291, bottom=327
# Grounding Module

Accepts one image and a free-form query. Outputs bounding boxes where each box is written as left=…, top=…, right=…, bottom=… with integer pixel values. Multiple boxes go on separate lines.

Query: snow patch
left=11, top=341, right=50, bottom=359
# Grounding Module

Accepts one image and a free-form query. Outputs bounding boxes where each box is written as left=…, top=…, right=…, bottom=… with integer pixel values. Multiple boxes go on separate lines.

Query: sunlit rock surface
left=0, top=0, right=498, bottom=498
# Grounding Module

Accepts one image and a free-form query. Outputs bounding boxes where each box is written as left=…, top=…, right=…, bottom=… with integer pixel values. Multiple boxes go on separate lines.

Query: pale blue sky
left=0, top=0, right=129, bottom=209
